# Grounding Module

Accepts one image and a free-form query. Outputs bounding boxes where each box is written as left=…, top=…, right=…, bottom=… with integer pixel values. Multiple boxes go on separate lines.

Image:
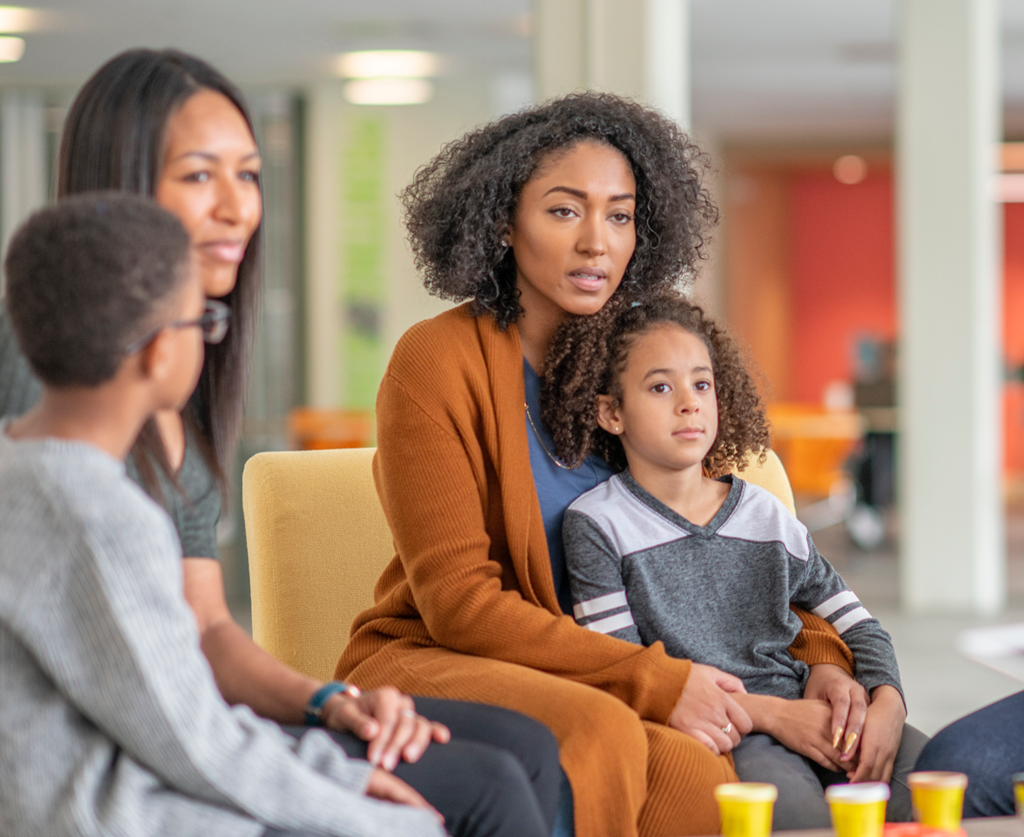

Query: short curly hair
left=401, top=92, right=718, bottom=328
left=5, top=192, right=191, bottom=387
left=541, top=292, right=770, bottom=475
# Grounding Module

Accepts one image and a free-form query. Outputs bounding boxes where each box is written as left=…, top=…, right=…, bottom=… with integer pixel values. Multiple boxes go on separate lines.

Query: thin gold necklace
left=525, top=401, right=572, bottom=470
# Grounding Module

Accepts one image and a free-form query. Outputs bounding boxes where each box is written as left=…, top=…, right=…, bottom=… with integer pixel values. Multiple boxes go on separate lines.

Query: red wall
left=1002, top=204, right=1024, bottom=473
left=786, top=169, right=1024, bottom=473
left=790, top=170, right=896, bottom=403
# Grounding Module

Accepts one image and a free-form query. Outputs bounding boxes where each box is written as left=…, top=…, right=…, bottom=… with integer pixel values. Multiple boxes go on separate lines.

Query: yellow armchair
left=242, top=447, right=393, bottom=681
left=242, top=446, right=795, bottom=678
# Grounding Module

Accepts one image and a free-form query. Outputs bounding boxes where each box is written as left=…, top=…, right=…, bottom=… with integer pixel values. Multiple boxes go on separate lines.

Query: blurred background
left=2, top=0, right=1023, bottom=733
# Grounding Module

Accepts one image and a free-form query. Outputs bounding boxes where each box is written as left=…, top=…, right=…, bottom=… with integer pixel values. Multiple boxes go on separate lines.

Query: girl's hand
left=736, top=693, right=845, bottom=772
left=322, top=687, right=451, bottom=771
left=846, top=685, right=906, bottom=783
left=803, top=663, right=869, bottom=762
left=767, top=698, right=844, bottom=772
left=668, top=663, right=752, bottom=755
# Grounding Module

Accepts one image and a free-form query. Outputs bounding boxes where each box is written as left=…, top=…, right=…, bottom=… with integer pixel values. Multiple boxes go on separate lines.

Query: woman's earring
left=500, top=239, right=510, bottom=249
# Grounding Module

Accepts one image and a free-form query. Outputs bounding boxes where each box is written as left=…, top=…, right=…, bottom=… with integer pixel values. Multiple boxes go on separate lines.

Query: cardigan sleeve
left=374, top=368, right=695, bottom=725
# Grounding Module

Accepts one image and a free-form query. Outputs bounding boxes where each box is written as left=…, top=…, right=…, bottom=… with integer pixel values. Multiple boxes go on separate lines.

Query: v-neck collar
left=616, top=469, right=743, bottom=537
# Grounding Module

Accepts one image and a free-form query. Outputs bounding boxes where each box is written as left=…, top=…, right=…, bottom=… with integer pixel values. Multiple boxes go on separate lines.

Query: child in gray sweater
left=542, top=293, right=928, bottom=830
left=0, top=194, right=445, bottom=837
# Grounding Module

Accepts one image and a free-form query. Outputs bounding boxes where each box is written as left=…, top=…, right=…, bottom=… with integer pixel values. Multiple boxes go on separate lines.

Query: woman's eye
left=651, top=383, right=670, bottom=394
left=695, top=381, right=712, bottom=392
left=240, top=169, right=261, bottom=184
left=550, top=206, right=577, bottom=218
left=611, top=212, right=634, bottom=224
left=182, top=171, right=210, bottom=183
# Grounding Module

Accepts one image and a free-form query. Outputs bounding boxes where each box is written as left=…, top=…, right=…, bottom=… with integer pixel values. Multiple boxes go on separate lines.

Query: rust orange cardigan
left=337, top=303, right=852, bottom=835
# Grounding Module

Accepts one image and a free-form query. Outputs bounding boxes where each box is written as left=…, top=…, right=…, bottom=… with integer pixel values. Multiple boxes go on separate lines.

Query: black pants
left=265, top=697, right=560, bottom=837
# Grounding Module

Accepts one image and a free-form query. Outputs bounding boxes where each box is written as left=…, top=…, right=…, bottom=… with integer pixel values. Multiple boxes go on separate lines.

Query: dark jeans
left=265, top=696, right=561, bottom=837
left=915, top=690, right=1024, bottom=817
left=732, top=723, right=930, bottom=830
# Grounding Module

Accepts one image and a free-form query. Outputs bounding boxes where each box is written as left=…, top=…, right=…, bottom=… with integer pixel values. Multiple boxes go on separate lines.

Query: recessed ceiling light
left=0, top=35, right=25, bottom=62
left=0, top=6, right=41, bottom=32
left=343, top=78, right=434, bottom=106
left=335, top=50, right=440, bottom=79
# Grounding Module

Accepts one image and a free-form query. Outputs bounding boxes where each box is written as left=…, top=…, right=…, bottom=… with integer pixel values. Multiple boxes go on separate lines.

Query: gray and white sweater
left=563, top=472, right=901, bottom=700
left=0, top=431, right=445, bottom=837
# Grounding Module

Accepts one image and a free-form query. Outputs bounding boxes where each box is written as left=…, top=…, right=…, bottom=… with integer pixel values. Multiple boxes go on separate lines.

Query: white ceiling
left=5, top=0, right=1024, bottom=142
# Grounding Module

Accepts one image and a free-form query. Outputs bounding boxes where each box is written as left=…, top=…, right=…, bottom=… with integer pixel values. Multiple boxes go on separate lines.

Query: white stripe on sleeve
left=574, top=590, right=629, bottom=619
left=832, top=606, right=873, bottom=634
left=584, top=611, right=636, bottom=635
left=812, top=590, right=859, bottom=620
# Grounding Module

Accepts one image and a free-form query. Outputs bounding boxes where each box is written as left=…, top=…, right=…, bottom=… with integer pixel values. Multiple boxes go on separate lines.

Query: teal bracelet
left=304, top=681, right=360, bottom=727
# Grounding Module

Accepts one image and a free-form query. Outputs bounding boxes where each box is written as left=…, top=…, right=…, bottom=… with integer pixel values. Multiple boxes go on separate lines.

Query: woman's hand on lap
left=323, top=686, right=451, bottom=770
left=845, top=685, right=905, bottom=783
left=803, top=663, right=869, bottom=762
left=668, top=663, right=752, bottom=755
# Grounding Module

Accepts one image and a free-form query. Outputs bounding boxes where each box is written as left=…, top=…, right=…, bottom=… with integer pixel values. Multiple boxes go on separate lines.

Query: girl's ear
left=596, top=395, right=623, bottom=435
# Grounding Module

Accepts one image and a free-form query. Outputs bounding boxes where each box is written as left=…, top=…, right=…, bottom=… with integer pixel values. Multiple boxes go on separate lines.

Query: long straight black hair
left=58, top=48, right=262, bottom=494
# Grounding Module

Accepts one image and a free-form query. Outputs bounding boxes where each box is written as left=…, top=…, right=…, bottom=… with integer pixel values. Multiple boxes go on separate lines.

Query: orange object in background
left=288, top=408, right=374, bottom=450
left=767, top=403, right=864, bottom=497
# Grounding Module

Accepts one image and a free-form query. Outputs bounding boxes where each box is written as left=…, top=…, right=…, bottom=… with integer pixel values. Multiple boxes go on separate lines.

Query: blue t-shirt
left=523, top=360, right=614, bottom=614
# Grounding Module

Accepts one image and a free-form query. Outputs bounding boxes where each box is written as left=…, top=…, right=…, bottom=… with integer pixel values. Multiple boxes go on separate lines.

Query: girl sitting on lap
left=542, top=292, right=929, bottom=830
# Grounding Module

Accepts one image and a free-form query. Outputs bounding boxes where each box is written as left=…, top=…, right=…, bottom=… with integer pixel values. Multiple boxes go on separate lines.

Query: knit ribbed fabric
left=0, top=305, right=221, bottom=559
left=0, top=431, right=444, bottom=837
left=337, top=303, right=853, bottom=837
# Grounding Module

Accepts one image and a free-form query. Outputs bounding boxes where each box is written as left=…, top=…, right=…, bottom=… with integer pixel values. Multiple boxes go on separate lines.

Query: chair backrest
left=242, top=447, right=394, bottom=681
left=733, top=448, right=797, bottom=516
left=242, top=446, right=796, bottom=677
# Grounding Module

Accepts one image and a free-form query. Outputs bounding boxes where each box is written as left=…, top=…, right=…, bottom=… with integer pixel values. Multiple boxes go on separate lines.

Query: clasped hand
left=672, top=663, right=905, bottom=784
left=321, top=686, right=451, bottom=771
left=668, top=663, right=753, bottom=754
left=803, top=665, right=906, bottom=782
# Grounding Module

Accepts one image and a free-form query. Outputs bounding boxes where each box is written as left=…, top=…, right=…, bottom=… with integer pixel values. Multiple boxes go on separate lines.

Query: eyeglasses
left=124, top=299, right=231, bottom=355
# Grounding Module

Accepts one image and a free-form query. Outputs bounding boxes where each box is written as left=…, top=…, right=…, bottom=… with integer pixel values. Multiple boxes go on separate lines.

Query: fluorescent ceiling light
left=0, top=35, right=25, bottom=62
left=0, top=6, right=41, bottom=32
left=343, top=78, right=434, bottom=106
left=335, top=50, right=440, bottom=79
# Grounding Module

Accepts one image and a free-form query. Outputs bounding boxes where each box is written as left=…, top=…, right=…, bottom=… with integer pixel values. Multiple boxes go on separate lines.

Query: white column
left=303, top=83, right=342, bottom=407
left=643, top=0, right=690, bottom=129
left=897, top=0, right=1004, bottom=612
left=533, top=0, right=690, bottom=128
left=1, top=90, right=46, bottom=268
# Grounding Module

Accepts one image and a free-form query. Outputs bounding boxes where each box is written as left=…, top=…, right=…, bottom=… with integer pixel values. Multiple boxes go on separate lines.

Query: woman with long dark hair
left=0, top=48, right=559, bottom=837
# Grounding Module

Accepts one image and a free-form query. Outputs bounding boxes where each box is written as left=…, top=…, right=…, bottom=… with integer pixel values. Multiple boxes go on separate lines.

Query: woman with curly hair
left=546, top=294, right=927, bottom=830
left=336, top=92, right=866, bottom=837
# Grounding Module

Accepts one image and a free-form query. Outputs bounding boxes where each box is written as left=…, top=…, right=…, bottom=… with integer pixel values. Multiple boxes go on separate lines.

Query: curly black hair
left=541, top=291, right=770, bottom=475
left=401, top=92, right=718, bottom=328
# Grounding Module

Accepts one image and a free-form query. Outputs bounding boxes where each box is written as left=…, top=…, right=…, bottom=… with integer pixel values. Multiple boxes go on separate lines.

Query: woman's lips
left=568, top=267, right=607, bottom=292
left=674, top=427, right=704, bottom=440
left=197, top=240, right=246, bottom=264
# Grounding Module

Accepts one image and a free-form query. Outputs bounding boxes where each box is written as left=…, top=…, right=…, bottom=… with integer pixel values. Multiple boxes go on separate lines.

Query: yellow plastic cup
left=907, top=772, right=968, bottom=832
left=714, top=782, right=778, bottom=837
left=826, top=782, right=891, bottom=837
left=1012, top=772, right=1024, bottom=822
